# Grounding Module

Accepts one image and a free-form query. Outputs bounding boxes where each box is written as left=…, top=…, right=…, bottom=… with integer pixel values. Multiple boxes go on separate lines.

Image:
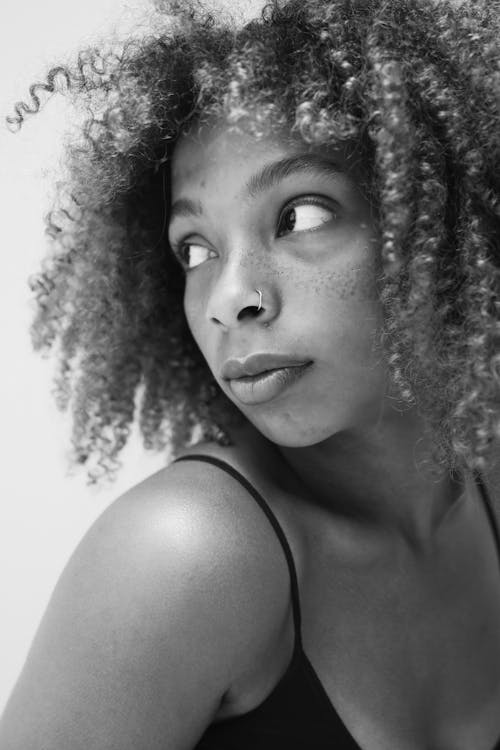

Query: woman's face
left=168, top=121, right=388, bottom=446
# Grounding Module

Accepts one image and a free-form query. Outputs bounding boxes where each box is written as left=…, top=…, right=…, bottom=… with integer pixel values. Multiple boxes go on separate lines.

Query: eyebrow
left=169, top=197, right=204, bottom=222
left=245, top=153, right=349, bottom=199
left=169, top=153, right=349, bottom=222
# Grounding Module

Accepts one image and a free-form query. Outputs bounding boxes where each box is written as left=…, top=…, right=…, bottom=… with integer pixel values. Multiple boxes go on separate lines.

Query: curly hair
left=8, top=0, right=500, bottom=483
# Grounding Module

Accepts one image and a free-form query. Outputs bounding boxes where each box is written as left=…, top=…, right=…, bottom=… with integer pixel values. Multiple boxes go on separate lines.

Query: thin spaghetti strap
left=475, top=472, right=500, bottom=569
left=173, top=454, right=303, bottom=649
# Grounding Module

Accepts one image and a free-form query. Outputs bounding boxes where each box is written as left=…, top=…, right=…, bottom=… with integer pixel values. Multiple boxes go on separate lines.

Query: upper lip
left=221, top=353, right=312, bottom=380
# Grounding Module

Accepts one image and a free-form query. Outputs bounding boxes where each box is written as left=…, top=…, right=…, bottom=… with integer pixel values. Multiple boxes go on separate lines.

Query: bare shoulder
left=0, top=443, right=292, bottom=750
left=163, top=437, right=296, bottom=638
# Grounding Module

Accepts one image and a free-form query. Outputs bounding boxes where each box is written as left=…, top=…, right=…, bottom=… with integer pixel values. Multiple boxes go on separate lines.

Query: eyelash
left=174, top=194, right=337, bottom=270
left=277, top=195, right=336, bottom=236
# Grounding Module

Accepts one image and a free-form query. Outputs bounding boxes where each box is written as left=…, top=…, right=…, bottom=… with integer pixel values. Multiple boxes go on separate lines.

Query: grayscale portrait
left=1, top=0, right=499, bottom=748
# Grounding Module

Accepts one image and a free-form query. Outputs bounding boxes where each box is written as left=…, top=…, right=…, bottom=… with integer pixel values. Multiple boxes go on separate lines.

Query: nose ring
left=255, top=289, right=263, bottom=312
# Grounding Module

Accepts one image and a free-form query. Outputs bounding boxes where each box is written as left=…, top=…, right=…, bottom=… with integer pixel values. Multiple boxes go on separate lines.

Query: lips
left=221, top=353, right=312, bottom=380
left=227, top=362, right=313, bottom=405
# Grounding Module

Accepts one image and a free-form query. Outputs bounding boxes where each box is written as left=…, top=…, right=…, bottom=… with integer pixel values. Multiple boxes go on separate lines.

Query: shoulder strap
left=173, top=454, right=303, bottom=649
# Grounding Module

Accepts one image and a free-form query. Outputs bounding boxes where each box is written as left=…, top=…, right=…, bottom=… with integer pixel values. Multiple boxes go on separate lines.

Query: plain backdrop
left=0, top=0, right=265, bottom=714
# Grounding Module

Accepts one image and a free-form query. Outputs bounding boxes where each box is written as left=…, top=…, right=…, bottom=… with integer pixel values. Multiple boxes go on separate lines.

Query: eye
left=277, top=199, right=336, bottom=237
left=175, top=242, right=214, bottom=271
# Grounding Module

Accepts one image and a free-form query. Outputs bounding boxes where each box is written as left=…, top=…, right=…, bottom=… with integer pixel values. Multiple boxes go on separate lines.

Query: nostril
left=237, top=304, right=263, bottom=321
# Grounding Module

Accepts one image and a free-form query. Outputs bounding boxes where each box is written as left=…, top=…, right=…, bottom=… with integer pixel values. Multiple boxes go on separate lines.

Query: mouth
left=227, top=361, right=313, bottom=406
left=221, top=352, right=313, bottom=380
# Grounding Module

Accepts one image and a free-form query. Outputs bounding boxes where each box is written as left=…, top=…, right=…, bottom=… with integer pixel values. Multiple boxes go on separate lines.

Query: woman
left=1, top=0, right=500, bottom=747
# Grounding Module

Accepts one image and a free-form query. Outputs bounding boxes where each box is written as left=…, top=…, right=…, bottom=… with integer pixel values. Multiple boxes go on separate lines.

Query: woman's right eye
left=177, top=243, right=214, bottom=270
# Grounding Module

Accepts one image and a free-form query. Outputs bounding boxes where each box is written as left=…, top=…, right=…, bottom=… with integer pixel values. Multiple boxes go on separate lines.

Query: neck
left=245, top=407, right=471, bottom=547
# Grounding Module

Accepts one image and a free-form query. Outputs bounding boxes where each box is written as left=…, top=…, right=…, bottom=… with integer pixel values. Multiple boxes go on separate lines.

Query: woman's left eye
left=277, top=200, right=336, bottom=237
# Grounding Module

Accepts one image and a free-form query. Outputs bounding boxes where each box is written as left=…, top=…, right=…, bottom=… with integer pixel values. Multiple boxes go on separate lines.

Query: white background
left=0, top=0, right=263, bottom=714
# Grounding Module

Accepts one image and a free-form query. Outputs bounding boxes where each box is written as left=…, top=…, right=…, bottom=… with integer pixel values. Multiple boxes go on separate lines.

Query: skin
left=169, top=120, right=463, bottom=544
left=168, top=121, right=500, bottom=748
left=2, top=120, right=500, bottom=750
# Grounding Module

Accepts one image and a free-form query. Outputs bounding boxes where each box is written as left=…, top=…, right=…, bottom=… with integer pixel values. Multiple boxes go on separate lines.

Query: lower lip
left=228, top=362, right=313, bottom=405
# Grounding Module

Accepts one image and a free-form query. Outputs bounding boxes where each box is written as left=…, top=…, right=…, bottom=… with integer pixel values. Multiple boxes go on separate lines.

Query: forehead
left=170, top=121, right=367, bottom=195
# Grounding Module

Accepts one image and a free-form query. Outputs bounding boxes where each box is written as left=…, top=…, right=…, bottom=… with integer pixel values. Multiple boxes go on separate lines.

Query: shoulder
left=168, top=434, right=305, bottom=586
left=89, top=437, right=297, bottom=673
left=83, top=443, right=294, bottom=656
left=88, top=434, right=286, bottom=567
left=0, top=441, right=294, bottom=749
left=162, top=437, right=297, bottom=607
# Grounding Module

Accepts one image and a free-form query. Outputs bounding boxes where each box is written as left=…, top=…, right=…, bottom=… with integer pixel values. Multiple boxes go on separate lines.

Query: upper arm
left=0, top=462, right=286, bottom=750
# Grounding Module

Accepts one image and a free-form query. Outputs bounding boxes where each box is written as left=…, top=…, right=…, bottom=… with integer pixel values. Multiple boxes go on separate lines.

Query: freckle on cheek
left=328, top=267, right=377, bottom=300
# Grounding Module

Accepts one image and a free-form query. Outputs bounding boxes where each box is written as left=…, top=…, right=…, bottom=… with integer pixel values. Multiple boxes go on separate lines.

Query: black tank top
left=173, top=454, right=500, bottom=750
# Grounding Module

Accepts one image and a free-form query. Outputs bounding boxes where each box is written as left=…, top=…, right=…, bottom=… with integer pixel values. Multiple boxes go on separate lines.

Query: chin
left=247, top=409, right=343, bottom=448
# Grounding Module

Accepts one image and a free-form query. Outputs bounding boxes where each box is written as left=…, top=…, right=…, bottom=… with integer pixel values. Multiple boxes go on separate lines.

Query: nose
left=206, top=256, right=279, bottom=330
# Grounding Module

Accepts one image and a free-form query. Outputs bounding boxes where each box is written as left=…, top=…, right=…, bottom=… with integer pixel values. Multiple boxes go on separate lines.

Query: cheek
left=335, top=233, right=382, bottom=312
left=311, top=243, right=381, bottom=316
left=327, top=264, right=379, bottom=303
left=183, top=287, right=207, bottom=351
left=312, top=261, right=384, bottom=367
